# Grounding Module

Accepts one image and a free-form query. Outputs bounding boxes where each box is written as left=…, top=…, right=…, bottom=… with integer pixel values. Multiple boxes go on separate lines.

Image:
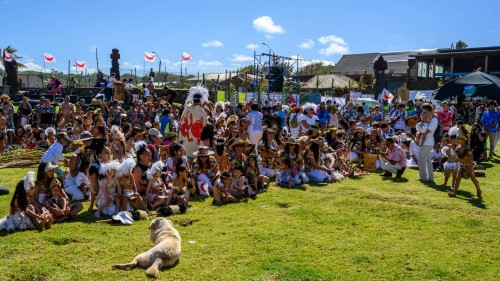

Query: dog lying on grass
left=113, top=218, right=181, bottom=278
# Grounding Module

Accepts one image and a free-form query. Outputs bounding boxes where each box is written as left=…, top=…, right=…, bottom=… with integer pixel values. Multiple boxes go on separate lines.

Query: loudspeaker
left=266, top=67, right=284, bottom=92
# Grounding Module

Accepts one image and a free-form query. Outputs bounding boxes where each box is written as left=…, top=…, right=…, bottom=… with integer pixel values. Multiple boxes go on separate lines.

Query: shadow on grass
left=420, top=180, right=487, bottom=209
left=279, top=184, right=307, bottom=191
left=381, top=177, right=409, bottom=183
left=189, top=195, right=209, bottom=203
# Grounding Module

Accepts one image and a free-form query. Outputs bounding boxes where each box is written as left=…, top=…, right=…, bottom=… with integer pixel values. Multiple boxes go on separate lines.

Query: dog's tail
left=146, top=258, right=163, bottom=278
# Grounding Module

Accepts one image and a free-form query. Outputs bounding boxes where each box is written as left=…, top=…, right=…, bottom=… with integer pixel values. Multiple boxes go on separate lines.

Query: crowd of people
left=0, top=83, right=499, bottom=232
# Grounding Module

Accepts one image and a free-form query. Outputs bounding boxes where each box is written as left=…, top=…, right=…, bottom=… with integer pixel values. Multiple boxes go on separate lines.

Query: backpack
left=290, top=113, right=298, bottom=128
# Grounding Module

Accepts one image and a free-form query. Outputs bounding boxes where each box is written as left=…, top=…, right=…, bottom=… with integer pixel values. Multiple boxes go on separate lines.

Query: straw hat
left=226, top=115, right=239, bottom=125
left=228, top=138, right=250, bottom=150
left=458, top=129, right=468, bottom=141
left=49, top=178, right=62, bottom=189
left=310, top=137, right=326, bottom=146
left=1, top=94, right=10, bottom=101
left=193, top=146, right=215, bottom=157
left=353, top=127, right=367, bottom=134
left=285, top=137, right=297, bottom=145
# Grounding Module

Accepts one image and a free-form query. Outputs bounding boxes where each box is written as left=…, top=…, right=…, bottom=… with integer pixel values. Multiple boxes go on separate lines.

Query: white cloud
left=318, top=35, right=349, bottom=56
left=198, top=60, right=223, bottom=67
left=89, top=44, right=99, bottom=52
left=253, top=16, right=284, bottom=34
left=202, top=40, right=223, bottom=48
left=70, top=66, right=97, bottom=74
left=298, top=39, right=314, bottom=49
left=290, top=55, right=334, bottom=68
left=246, top=43, right=259, bottom=50
left=231, top=54, right=253, bottom=62
left=122, top=61, right=143, bottom=71
left=22, top=60, right=44, bottom=72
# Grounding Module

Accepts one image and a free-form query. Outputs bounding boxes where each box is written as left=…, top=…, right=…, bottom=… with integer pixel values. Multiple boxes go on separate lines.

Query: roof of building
left=302, top=74, right=357, bottom=89
left=332, top=50, right=436, bottom=75
left=187, top=73, right=256, bottom=82
left=414, top=46, right=500, bottom=59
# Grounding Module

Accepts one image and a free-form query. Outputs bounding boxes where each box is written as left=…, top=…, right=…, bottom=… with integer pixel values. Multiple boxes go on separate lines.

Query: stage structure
left=253, top=45, right=306, bottom=105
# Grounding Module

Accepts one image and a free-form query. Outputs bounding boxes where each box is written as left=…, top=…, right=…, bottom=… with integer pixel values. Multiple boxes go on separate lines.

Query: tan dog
left=113, top=218, right=181, bottom=278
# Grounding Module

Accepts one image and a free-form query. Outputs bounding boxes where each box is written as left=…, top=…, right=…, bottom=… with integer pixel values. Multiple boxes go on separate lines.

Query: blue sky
left=2, top=0, right=500, bottom=76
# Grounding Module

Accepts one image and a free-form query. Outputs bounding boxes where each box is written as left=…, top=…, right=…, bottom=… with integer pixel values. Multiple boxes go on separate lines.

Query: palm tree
left=2, top=46, right=25, bottom=94
left=455, top=40, right=468, bottom=49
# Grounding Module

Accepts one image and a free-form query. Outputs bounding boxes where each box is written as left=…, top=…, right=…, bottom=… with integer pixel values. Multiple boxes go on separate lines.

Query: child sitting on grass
left=146, top=161, right=172, bottom=209
left=230, top=166, right=255, bottom=199
left=45, top=178, right=71, bottom=223
left=95, top=161, right=121, bottom=218
left=212, top=172, right=240, bottom=205
left=244, top=154, right=269, bottom=193
left=276, top=159, right=296, bottom=188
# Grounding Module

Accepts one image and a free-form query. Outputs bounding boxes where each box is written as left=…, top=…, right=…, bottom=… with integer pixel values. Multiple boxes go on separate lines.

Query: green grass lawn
left=0, top=155, right=499, bottom=280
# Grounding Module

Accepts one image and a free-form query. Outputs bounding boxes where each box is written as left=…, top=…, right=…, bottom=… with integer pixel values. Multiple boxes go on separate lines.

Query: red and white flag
left=144, top=52, right=156, bottom=62
left=378, top=88, right=394, bottom=103
left=181, top=52, right=192, bottom=61
left=76, top=60, right=87, bottom=69
left=43, top=53, right=56, bottom=63
left=3, top=52, right=12, bottom=62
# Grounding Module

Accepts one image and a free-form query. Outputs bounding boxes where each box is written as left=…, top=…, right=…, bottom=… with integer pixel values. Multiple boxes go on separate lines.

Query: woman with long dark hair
left=304, top=138, right=332, bottom=182
left=258, top=128, right=280, bottom=178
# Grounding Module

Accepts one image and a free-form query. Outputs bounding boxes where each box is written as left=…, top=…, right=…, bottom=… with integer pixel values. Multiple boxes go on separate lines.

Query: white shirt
left=289, top=112, right=302, bottom=138
left=246, top=111, right=263, bottom=132
left=106, top=77, right=116, bottom=88
left=41, top=141, right=66, bottom=164
left=143, top=88, right=150, bottom=98
left=417, top=117, right=438, bottom=146
left=299, top=114, right=318, bottom=132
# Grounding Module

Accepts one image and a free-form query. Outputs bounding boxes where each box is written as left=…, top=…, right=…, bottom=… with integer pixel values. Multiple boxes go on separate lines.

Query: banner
left=378, top=88, right=394, bottom=103
left=179, top=105, right=207, bottom=157
left=3, top=52, right=12, bottom=62
left=76, top=60, right=86, bottom=69
left=144, top=52, right=156, bottom=62
left=43, top=53, right=56, bottom=63
left=182, top=52, right=192, bottom=61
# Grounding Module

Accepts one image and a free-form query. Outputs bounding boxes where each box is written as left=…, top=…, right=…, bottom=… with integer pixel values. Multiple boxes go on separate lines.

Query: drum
left=113, top=82, right=125, bottom=101
left=363, top=153, right=377, bottom=171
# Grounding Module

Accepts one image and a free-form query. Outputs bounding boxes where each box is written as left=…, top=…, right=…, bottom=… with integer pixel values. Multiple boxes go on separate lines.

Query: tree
left=455, top=40, right=468, bottom=49
left=238, top=65, right=254, bottom=74
left=2, top=46, right=25, bottom=94
left=299, top=62, right=334, bottom=75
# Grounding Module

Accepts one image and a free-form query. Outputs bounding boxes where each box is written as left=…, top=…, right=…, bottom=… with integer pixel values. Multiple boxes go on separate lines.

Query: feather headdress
left=146, top=161, right=164, bottom=180
left=111, top=125, right=124, bottom=140
left=99, top=161, right=120, bottom=176
left=23, top=171, right=36, bottom=192
left=448, top=126, right=459, bottom=137
left=116, top=158, right=136, bottom=178
left=185, top=83, right=209, bottom=105
left=323, top=153, right=335, bottom=165
left=302, top=102, right=317, bottom=112
left=215, top=101, right=225, bottom=110
left=134, top=141, right=148, bottom=154
left=45, top=127, right=56, bottom=136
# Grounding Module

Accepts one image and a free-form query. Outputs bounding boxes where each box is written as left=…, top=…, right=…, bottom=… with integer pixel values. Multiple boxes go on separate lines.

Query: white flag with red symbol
left=3, top=52, right=12, bottom=62
left=76, top=60, right=87, bottom=69
left=378, top=88, right=394, bottom=103
left=43, top=53, right=56, bottom=63
left=181, top=52, right=192, bottom=61
left=144, top=52, right=156, bottom=62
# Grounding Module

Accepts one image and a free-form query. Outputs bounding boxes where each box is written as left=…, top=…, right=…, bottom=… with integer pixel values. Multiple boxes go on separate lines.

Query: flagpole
left=96, top=48, right=99, bottom=71
left=181, top=57, right=183, bottom=89
left=43, top=55, right=46, bottom=84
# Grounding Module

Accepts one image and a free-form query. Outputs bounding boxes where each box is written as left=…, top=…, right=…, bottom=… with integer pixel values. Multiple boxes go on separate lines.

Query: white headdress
left=448, top=126, right=459, bottom=137
left=134, top=141, right=148, bottom=153
left=302, top=102, right=317, bottom=112
left=215, top=101, right=225, bottom=111
left=45, top=127, right=56, bottom=136
left=185, top=83, right=209, bottom=105
left=23, top=171, right=36, bottom=192
left=116, top=158, right=136, bottom=178
left=323, top=153, right=335, bottom=165
left=146, top=161, right=164, bottom=180
left=111, top=125, right=124, bottom=140
left=99, top=161, right=120, bottom=176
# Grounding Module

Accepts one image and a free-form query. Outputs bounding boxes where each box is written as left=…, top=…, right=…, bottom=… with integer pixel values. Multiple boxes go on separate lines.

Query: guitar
left=405, top=115, right=421, bottom=128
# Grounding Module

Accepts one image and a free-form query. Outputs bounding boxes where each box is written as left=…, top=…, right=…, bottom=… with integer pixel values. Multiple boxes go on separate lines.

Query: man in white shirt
left=105, top=73, right=117, bottom=101
left=41, top=132, right=71, bottom=166
left=417, top=103, right=438, bottom=182
left=246, top=103, right=263, bottom=151
left=289, top=106, right=302, bottom=138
